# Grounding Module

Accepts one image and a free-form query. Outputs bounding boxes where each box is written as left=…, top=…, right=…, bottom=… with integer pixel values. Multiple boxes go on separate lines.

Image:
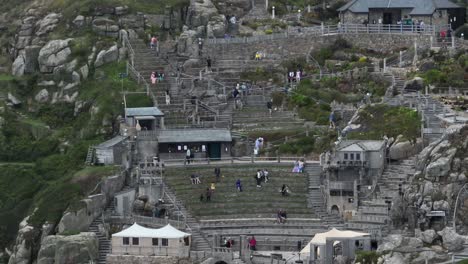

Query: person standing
left=186, top=148, right=191, bottom=164
left=150, top=36, right=158, bottom=50
left=150, top=72, right=157, bottom=85
left=214, top=167, right=221, bottom=182
left=165, top=90, right=171, bottom=105
left=263, top=169, right=269, bottom=183
left=236, top=179, right=242, bottom=192
left=198, top=38, right=203, bottom=56
left=266, top=99, right=273, bottom=117
left=249, top=236, right=257, bottom=251
left=206, top=188, right=212, bottom=201
left=256, top=169, right=262, bottom=188
left=207, top=57, right=212, bottom=72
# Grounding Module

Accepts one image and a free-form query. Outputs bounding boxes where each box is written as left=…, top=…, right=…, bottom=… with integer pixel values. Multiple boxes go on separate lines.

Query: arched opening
left=215, top=261, right=228, bottom=264
left=331, top=205, right=340, bottom=215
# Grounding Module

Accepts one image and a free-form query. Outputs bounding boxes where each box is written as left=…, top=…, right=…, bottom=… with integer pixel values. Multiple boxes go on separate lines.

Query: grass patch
left=347, top=104, right=420, bottom=142
left=164, top=165, right=311, bottom=219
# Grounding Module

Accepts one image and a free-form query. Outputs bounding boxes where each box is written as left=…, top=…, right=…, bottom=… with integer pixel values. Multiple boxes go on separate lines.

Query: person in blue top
left=236, top=179, right=242, bottom=192
left=329, top=111, right=336, bottom=129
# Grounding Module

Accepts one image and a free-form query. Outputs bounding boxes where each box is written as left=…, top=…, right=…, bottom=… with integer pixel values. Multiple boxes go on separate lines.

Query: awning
left=112, top=223, right=190, bottom=239
left=301, top=228, right=369, bottom=254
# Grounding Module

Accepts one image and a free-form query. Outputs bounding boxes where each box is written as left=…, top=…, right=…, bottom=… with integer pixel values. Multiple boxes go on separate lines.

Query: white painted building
left=111, top=223, right=191, bottom=257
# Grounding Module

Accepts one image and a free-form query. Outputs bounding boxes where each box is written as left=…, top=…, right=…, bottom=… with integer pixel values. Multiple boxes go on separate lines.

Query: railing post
left=321, top=22, right=324, bottom=35
left=383, top=58, right=387, bottom=73
left=451, top=36, right=455, bottom=48
left=430, top=36, right=433, bottom=48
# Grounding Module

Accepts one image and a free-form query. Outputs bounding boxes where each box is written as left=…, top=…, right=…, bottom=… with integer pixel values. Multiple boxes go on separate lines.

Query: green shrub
left=265, top=29, right=273, bottom=35
left=355, top=250, right=380, bottom=264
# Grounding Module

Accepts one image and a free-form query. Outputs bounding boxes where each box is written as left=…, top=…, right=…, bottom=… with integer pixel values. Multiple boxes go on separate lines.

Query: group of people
left=287, top=69, right=303, bottom=83
left=190, top=173, right=201, bottom=184
left=254, top=169, right=269, bottom=188
left=292, top=159, right=305, bottom=173
left=200, top=183, right=216, bottom=202
left=232, top=82, right=251, bottom=98
left=254, top=51, right=264, bottom=60
left=150, top=71, right=165, bottom=84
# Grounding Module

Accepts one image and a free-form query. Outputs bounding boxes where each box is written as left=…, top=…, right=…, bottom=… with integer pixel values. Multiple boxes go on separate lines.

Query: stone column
left=272, top=6, right=275, bottom=19
left=265, top=0, right=268, bottom=10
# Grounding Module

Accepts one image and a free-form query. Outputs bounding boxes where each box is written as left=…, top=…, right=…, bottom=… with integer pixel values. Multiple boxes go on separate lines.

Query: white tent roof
left=112, top=223, right=190, bottom=239
left=301, top=228, right=369, bottom=254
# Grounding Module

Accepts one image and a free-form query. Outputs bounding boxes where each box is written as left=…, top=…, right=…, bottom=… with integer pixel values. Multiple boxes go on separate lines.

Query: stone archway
left=331, top=205, right=340, bottom=215
left=214, top=261, right=228, bottom=264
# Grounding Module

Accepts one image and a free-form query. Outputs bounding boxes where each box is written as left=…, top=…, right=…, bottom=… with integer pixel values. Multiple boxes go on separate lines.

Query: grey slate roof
left=338, top=0, right=461, bottom=14
left=337, top=140, right=385, bottom=151
left=95, top=136, right=126, bottom=149
left=125, top=107, right=164, bottom=117
left=157, top=129, right=232, bottom=143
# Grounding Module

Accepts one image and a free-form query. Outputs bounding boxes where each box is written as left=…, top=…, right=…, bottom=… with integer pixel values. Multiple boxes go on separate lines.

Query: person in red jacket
left=249, top=236, right=257, bottom=251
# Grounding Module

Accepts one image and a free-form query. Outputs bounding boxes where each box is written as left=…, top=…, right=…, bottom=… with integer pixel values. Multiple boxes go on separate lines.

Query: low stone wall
left=107, top=255, right=192, bottom=264
left=58, top=172, right=125, bottom=233
left=204, top=34, right=432, bottom=59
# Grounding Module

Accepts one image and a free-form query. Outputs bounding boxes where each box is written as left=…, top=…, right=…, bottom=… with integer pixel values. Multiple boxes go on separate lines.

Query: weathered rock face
left=377, top=235, right=423, bottom=253
left=35, top=89, right=50, bottom=103
left=92, top=18, right=120, bottom=38
left=38, top=39, right=73, bottom=73
left=437, top=227, right=467, bottom=252
left=187, top=0, right=219, bottom=28
left=177, top=29, right=197, bottom=56
left=35, top=13, right=62, bottom=36
left=8, top=216, right=40, bottom=264
left=403, top=76, right=424, bottom=91
left=416, top=229, right=438, bottom=244
left=388, top=137, right=423, bottom=160
left=37, top=233, right=98, bottom=264
left=214, top=0, right=251, bottom=18
left=206, top=15, right=226, bottom=38
left=95, top=44, right=119, bottom=67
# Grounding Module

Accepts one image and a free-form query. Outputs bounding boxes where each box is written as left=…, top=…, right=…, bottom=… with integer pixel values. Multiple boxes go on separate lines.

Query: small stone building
left=301, top=228, right=371, bottom=264
left=95, top=136, right=127, bottom=165
left=322, top=140, right=386, bottom=215
left=125, top=107, right=165, bottom=131
left=157, top=128, right=232, bottom=160
left=337, top=0, right=465, bottom=28
left=111, top=223, right=191, bottom=257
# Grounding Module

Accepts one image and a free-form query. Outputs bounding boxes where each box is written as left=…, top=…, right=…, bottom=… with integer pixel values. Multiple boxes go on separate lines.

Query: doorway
left=208, top=143, right=221, bottom=160
left=383, top=13, right=393, bottom=24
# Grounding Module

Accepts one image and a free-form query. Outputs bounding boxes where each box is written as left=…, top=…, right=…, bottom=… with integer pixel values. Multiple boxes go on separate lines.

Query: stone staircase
left=88, top=216, right=110, bottom=264
left=347, top=200, right=390, bottom=239
left=377, top=158, right=415, bottom=201
left=161, top=183, right=212, bottom=252
left=305, top=164, right=343, bottom=226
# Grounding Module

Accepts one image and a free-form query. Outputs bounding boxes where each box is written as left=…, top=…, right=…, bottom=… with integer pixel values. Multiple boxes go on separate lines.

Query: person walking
left=266, top=99, right=273, bottom=117
left=263, top=169, right=269, bottom=183
left=198, top=38, right=203, bottom=56
left=214, top=167, right=221, bottom=182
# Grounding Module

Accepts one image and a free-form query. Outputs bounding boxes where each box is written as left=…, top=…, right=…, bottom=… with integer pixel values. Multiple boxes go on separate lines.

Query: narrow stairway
left=88, top=216, right=111, bottom=264
left=305, top=163, right=343, bottom=227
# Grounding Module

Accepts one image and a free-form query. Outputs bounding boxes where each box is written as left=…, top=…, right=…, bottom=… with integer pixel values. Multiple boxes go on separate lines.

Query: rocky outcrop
left=35, top=13, right=61, bottom=37
left=187, top=0, right=219, bottom=28
left=35, top=89, right=50, bottom=103
left=388, top=136, right=423, bottom=160
left=37, top=233, right=98, bottom=264
left=95, top=44, right=119, bottom=67
left=206, top=15, right=226, bottom=38
left=403, top=77, right=424, bottom=92
left=416, top=229, right=438, bottom=244
left=8, top=216, right=41, bottom=264
left=38, top=39, right=73, bottom=73
left=92, top=18, right=120, bottom=38
left=438, top=227, right=467, bottom=252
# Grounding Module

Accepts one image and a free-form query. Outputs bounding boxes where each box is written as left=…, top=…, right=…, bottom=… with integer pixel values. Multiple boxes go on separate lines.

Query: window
left=350, top=153, right=354, bottom=160
left=356, top=153, right=361, bottom=161
left=132, top=237, right=139, bottom=245
left=123, top=237, right=129, bottom=245
left=152, top=238, right=158, bottom=246
left=344, top=153, right=348, bottom=160
left=162, top=238, right=169, bottom=246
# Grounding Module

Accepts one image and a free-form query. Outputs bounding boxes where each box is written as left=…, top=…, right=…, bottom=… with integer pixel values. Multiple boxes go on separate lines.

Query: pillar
left=160, top=117, right=165, bottom=129
left=413, top=41, right=418, bottom=65
left=272, top=6, right=275, bottom=19
left=399, top=51, right=403, bottom=67
left=383, top=58, right=387, bottom=72
left=425, top=86, right=429, bottom=95
left=265, top=0, right=268, bottom=10
left=452, top=36, right=455, bottom=48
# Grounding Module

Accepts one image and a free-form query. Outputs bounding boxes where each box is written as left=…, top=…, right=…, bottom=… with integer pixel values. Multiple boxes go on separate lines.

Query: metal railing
left=161, top=156, right=314, bottom=166
left=206, top=24, right=450, bottom=44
